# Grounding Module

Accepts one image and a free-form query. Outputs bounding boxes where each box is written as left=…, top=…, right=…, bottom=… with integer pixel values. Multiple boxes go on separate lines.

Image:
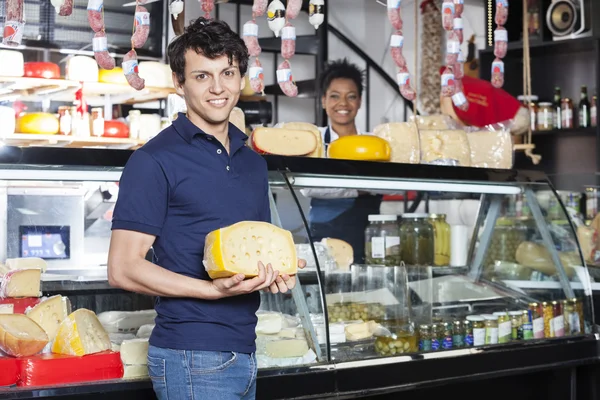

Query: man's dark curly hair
left=168, top=18, right=249, bottom=84
left=319, top=58, right=365, bottom=98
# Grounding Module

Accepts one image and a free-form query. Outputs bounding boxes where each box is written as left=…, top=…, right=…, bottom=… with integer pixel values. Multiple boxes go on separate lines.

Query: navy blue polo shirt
left=111, top=112, right=270, bottom=353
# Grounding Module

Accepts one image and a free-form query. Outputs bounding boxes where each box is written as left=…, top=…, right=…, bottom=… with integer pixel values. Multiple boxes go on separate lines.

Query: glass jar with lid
left=518, top=94, right=539, bottom=131
left=466, top=315, right=485, bottom=346
left=400, top=214, right=434, bottom=266
left=537, top=102, right=553, bottom=131
left=494, top=311, right=511, bottom=343
left=483, top=314, right=499, bottom=344
left=483, top=217, right=527, bottom=274
left=365, top=215, right=401, bottom=266
left=429, top=214, right=451, bottom=266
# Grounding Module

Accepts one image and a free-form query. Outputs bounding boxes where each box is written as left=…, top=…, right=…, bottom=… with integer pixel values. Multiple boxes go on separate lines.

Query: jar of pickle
left=429, top=214, right=451, bottom=266
left=509, top=311, right=523, bottom=340
left=430, top=323, right=442, bottom=351
left=537, top=102, right=553, bottom=131
left=452, top=320, right=464, bottom=348
left=522, top=309, right=534, bottom=340
left=400, top=214, right=434, bottom=266
left=484, top=218, right=527, bottom=273
left=466, top=315, right=485, bottom=346
left=418, top=324, right=432, bottom=351
left=529, top=302, right=544, bottom=339
left=365, top=215, right=401, bottom=266
left=483, top=314, right=499, bottom=344
left=542, top=301, right=554, bottom=338
left=494, top=311, right=511, bottom=343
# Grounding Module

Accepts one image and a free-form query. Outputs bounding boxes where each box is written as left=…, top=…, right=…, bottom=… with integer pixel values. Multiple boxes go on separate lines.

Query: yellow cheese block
left=328, top=135, right=391, bottom=162
left=281, top=122, right=324, bottom=158
left=0, top=268, right=41, bottom=298
left=0, top=314, right=48, bottom=357
left=99, top=67, right=127, bottom=85
left=203, top=221, right=298, bottom=279
left=52, top=309, right=111, bottom=356
left=321, top=238, right=354, bottom=270
left=16, top=113, right=59, bottom=135
left=26, top=295, right=71, bottom=342
left=373, top=122, right=420, bottom=164
left=419, top=130, right=471, bottom=167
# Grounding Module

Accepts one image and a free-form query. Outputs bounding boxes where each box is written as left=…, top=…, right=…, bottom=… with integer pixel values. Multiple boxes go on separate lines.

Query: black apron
left=309, top=127, right=382, bottom=264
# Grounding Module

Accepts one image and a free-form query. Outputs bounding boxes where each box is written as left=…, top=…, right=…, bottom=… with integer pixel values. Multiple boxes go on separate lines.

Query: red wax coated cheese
left=17, top=351, right=124, bottom=386
left=0, top=298, right=41, bottom=314
left=0, top=357, right=19, bottom=386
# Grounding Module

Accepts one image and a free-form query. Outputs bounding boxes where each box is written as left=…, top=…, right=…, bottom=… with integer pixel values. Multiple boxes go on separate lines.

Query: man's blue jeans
left=148, top=345, right=257, bottom=400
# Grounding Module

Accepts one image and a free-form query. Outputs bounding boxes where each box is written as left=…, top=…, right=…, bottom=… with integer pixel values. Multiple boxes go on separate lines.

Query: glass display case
left=0, top=147, right=598, bottom=400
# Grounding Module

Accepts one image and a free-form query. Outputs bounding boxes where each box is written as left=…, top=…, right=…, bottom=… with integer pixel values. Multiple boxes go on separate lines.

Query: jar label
left=419, top=339, right=432, bottom=351
left=485, top=327, right=498, bottom=344
left=431, top=338, right=440, bottom=351
left=371, top=237, right=385, bottom=259
left=473, top=328, right=485, bottom=346
left=532, top=317, right=544, bottom=338
left=498, top=321, right=511, bottom=340
left=385, top=236, right=400, bottom=256
left=465, top=333, right=474, bottom=346
left=552, top=315, right=565, bottom=337
left=442, top=336, right=453, bottom=349
left=522, top=323, right=534, bottom=340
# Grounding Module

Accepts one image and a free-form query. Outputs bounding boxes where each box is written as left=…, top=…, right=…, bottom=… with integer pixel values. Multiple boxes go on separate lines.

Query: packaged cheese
left=265, top=338, right=309, bottom=358
left=466, top=130, right=513, bottom=169
left=328, top=135, right=391, bottom=162
left=52, top=309, right=111, bottom=356
left=0, top=314, right=49, bottom=357
left=251, top=127, right=318, bottom=156
left=120, top=338, right=149, bottom=365
left=97, top=309, right=157, bottom=333
left=280, top=122, right=324, bottom=158
left=412, top=114, right=458, bottom=130
left=26, top=295, right=71, bottom=342
left=123, top=364, right=149, bottom=379
left=229, top=107, right=246, bottom=133
left=0, top=269, right=42, bottom=298
left=320, top=238, right=353, bottom=270
left=419, top=130, right=471, bottom=167
left=372, top=122, right=420, bottom=164
left=136, top=324, right=155, bottom=338
left=203, top=221, right=298, bottom=279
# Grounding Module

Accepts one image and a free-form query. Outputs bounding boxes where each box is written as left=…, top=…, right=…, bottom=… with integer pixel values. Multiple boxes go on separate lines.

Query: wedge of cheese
left=0, top=269, right=41, bottom=298
left=321, top=238, right=353, bottom=270
left=0, top=314, right=48, bottom=357
left=373, top=122, right=420, bottom=164
left=52, top=309, right=111, bottom=356
left=328, top=135, right=391, bottom=162
left=251, top=127, right=317, bottom=156
left=203, top=221, right=298, bottom=279
left=281, top=122, right=324, bottom=158
left=419, top=130, right=471, bottom=167
left=5, top=258, right=47, bottom=273
left=0, top=304, right=14, bottom=314
left=229, top=107, right=246, bottom=134
left=120, top=338, right=149, bottom=365
left=26, top=295, right=71, bottom=342
left=265, top=338, right=309, bottom=358
left=467, top=130, right=513, bottom=169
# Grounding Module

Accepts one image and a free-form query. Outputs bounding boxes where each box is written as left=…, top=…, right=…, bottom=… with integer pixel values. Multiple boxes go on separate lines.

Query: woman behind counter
left=302, top=59, right=382, bottom=264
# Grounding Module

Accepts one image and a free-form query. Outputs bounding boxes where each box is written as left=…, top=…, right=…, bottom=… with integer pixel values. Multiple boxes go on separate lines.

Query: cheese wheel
left=99, top=67, right=128, bottom=85
left=203, top=221, right=298, bottom=279
left=0, top=314, right=49, bottom=357
left=321, top=238, right=353, bottom=270
left=328, top=135, right=391, bottom=162
left=229, top=107, right=246, bottom=134
left=23, top=62, right=60, bottom=79
left=26, top=295, right=71, bottom=342
left=251, top=127, right=317, bottom=156
left=281, top=122, right=324, bottom=158
left=0, top=269, right=41, bottom=298
left=66, top=56, right=99, bottom=82
left=16, top=113, right=59, bottom=135
left=0, top=50, right=24, bottom=77
left=52, top=309, right=111, bottom=356
left=5, top=257, right=47, bottom=273
left=373, top=122, right=420, bottom=164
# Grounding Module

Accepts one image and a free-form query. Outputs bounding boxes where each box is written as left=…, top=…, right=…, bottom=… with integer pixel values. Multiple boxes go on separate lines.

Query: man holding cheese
left=107, top=18, right=302, bottom=399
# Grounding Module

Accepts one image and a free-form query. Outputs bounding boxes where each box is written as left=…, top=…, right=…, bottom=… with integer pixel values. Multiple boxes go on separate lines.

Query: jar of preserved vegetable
left=484, top=218, right=527, bottom=273
left=571, top=298, right=584, bottom=334
left=429, top=214, right=451, bottom=266
left=431, top=323, right=442, bottom=351
left=522, top=310, right=534, bottom=340
left=400, top=214, right=434, bottom=266
left=551, top=300, right=565, bottom=337
left=466, top=315, right=485, bottom=346
left=452, top=320, right=464, bottom=348
left=484, top=314, right=499, bottom=344
left=418, top=324, right=432, bottom=351
left=529, top=302, right=544, bottom=339
left=518, top=95, right=539, bottom=131
left=494, top=311, right=511, bottom=343
left=509, top=311, right=523, bottom=340
left=365, top=215, right=401, bottom=266
left=562, top=98, right=574, bottom=128
left=441, top=322, right=453, bottom=350
left=537, top=102, right=553, bottom=131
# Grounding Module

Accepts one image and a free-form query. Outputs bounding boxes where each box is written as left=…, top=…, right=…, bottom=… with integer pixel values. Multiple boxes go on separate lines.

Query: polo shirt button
left=226, top=165, right=230, bottom=171
left=217, top=149, right=222, bottom=154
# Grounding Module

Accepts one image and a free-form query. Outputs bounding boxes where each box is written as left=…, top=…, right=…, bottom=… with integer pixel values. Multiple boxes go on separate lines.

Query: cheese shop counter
left=0, top=147, right=598, bottom=398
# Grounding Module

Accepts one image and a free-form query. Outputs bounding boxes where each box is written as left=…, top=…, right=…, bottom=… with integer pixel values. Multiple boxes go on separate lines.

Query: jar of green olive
left=484, top=314, right=499, bottom=344
left=365, top=215, right=401, bottom=266
left=509, top=311, right=523, bottom=340
left=467, top=315, right=485, bottom=346
left=400, top=214, right=434, bottom=266
left=483, top=218, right=527, bottom=274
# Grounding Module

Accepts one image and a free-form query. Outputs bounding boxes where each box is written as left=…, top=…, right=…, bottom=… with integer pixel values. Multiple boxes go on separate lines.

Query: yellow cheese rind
left=1, top=269, right=41, bottom=298
left=281, top=122, right=324, bottom=158
left=321, top=238, right=353, bottom=270
left=203, top=222, right=298, bottom=279
left=251, top=127, right=318, bottom=156
left=373, top=122, right=420, bottom=164
left=0, top=314, right=48, bottom=357
left=26, top=295, right=71, bottom=342
left=52, top=309, right=111, bottom=356
left=328, top=135, right=391, bottom=162
left=419, top=130, right=471, bottom=167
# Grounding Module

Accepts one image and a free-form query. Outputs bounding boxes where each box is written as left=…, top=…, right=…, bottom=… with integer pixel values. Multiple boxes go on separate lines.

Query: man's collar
left=172, top=112, right=248, bottom=144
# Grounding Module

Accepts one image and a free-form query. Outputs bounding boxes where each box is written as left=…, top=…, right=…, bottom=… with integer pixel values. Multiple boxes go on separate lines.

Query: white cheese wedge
left=281, top=122, right=324, bottom=158
left=256, top=312, right=283, bottom=335
left=136, top=324, right=155, bottom=338
left=320, top=238, right=354, bottom=270
left=120, top=338, right=149, bottom=365
left=467, top=130, right=513, bottom=169
left=203, top=221, right=298, bottom=279
left=419, top=129, right=471, bottom=166
left=97, top=309, right=157, bottom=333
left=0, top=50, right=24, bottom=77
left=0, top=314, right=48, bottom=357
left=251, top=127, right=317, bottom=156
left=265, top=339, right=309, bottom=358
left=0, top=269, right=42, bottom=298
left=66, top=56, right=99, bottom=82
left=0, top=304, right=14, bottom=314
left=52, top=309, right=111, bottom=356
left=123, top=364, right=149, bottom=379
left=5, top=257, right=47, bottom=273
left=26, top=295, right=71, bottom=342
left=373, top=122, right=420, bottom=164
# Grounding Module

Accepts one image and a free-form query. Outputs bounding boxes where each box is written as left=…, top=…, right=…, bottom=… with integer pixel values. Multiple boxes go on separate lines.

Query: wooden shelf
left=1, top=133, right=145, bottom=150
left=532, top=127, right=596, bottom=136
left=479, top=37, right=596, bottom=57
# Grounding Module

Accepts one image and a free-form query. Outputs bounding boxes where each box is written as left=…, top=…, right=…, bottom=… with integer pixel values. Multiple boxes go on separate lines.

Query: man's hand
left=209, top=262, right=279, bottom=299
left=264, top=258, right=306, bottom=294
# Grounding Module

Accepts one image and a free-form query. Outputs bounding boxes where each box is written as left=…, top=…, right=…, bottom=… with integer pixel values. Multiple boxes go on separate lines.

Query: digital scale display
left=19, top=226, right=70, bottom=260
